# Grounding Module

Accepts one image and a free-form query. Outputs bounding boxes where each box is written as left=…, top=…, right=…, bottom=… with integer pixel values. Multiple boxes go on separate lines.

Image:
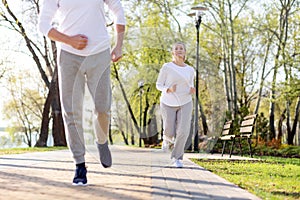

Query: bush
left=253, top=144, right=300, bottom=158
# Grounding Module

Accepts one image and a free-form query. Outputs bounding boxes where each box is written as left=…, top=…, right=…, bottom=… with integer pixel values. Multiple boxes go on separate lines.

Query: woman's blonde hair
left=172, top=42, right=187, bottom=61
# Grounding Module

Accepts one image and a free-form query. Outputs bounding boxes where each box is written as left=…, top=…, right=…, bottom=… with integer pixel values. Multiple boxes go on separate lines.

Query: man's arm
left=47, top=28, right=88, bottom=50
left=111, top=24, right=125, bottom=62
left=105, top=0, right=126, bottom=62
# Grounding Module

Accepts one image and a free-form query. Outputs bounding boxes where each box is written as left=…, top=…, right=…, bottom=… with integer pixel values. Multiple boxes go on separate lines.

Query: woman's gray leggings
left=160, top=101, right=193, bottom=160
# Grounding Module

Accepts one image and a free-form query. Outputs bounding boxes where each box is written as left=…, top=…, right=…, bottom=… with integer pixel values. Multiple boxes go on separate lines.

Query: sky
left=0, top=29, right=39, bottom=127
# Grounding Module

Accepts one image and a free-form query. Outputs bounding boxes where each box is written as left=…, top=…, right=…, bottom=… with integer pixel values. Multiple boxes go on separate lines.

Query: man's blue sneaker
left=72, top=166, right=87, bottom=186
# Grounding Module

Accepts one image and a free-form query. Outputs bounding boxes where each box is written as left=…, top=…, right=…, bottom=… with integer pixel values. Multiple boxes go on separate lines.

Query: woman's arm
left=189, top=67, right=196, bottom=94
left=156, top=65, right=176, bottom=93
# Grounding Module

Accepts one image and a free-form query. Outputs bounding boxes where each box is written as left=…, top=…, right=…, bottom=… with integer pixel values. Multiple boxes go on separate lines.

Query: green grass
left=0, top=146, right=68, bottom=155
left=192, top=157, right=300, bottom=200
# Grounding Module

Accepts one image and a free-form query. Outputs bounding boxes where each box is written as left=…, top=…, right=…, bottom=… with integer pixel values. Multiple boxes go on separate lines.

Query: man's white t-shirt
left=38, top=0, right=126, bottom=56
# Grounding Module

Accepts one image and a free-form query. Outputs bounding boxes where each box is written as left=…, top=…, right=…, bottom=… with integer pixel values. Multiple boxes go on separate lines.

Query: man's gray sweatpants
left=160, top=101, right=193, bottom=160
left=58, top=49, right=111, bottom=164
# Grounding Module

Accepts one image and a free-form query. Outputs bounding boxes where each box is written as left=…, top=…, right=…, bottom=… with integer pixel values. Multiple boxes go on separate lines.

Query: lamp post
left=189, top=5, right=208, bottom=152
left=138, top=79, right=144, bottom=147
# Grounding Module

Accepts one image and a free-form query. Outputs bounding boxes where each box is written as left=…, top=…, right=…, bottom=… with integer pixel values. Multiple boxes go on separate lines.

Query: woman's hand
left=190, top=87, right=196, bottom=94
left=167, top=84, right=177, bottom=93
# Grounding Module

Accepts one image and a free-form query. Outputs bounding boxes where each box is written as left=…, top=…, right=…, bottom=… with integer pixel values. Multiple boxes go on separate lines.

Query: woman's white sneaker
left=161, top=140, right=170, bottom=152
left=161, top=136, right=175, bottom=152
left=174, top=159, right=183, bottom=168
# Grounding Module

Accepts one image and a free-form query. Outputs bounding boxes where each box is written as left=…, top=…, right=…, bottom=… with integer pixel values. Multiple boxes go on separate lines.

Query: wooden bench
left=220, top=114, right=257, bottom=158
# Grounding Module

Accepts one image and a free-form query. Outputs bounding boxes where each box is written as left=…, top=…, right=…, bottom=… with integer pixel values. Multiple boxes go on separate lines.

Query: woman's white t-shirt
left=156, top=62, right=195, bottom=107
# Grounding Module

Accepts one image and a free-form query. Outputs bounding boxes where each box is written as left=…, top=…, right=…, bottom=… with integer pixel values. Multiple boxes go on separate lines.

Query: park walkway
left=0, top=145, right=260, bottom=200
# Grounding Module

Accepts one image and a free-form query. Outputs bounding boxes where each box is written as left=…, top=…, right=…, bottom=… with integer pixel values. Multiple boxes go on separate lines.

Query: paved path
left=0, top=145, right=260, bottom=200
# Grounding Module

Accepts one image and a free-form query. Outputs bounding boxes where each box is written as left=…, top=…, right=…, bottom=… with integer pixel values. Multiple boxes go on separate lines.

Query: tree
left=263, top=0, right=299, bottom=144
left=110, top=0, right=185, bottom=146
left=2, top=0, right=300, bottom=149
left=3, top=72, right=44, bottom=147
left=0, top=0, right=66, bottom=146
left=0, top=60, right=9, bottom=80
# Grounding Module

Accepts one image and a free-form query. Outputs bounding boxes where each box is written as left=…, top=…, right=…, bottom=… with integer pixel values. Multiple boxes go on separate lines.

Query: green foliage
left=255, top=112, right=269, bottom=142
left=238, top=106, right=250, bottom=117
left=111, top=0, right=194, bottom=145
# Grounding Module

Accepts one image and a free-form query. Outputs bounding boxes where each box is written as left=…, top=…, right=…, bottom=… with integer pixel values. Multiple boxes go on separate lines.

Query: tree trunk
left=185, top=115, right=194, bottom=151
left=195, top=99, right=209, bottom=152
left=269, top=0, right=294, bottom=142
left=35, top=66, right=66, bottom=147
left=2, top=1, right=67, bottom=147
left=254, top=34, right=273, bottom=115
left=288, top=96, right=300, bottom=145
left=35, top=88, right=51, bottom=147
left=51, top=70, right=66, bottom=146
left=130, top=122, right=135, bottom=145
left=269, top=19, right=282, bottom=141
left=50, top=41, right=66, bottom=146
left=269, top=103, right=276, bottom=141
left=52, top=109, right=66, bottom=146
left=228, top=0, right=238, bottom=117
left=147, top=104, right=158, bottom=146
left=298, top=122, right=300, bottom=146
left=112, top=64, right=140, bottom=135
left=114, top=100, right=129, bottom=145
left=199, top=101, right=208, bottom=135
left=109, top=121, right=113, bottom=145
left=278, top=109, right=286, bottom=142
left=223, top=45, right=232, bottom=113
left=35, top=68, right=57, bottom=147
left=142, top=87, right=150, bottom=146
left=120, top=130, right=129, bottom=145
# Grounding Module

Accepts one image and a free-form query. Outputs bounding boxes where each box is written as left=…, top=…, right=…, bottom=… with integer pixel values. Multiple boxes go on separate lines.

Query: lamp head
left=188, top=11, right=205, bottom=20
left=187, top=12, right=196, bottom=17
left=188, top=5, right=208, bottom=19
left=191, top=5, right=209, bottom=11
left=138, top=79, right=144, bottom=88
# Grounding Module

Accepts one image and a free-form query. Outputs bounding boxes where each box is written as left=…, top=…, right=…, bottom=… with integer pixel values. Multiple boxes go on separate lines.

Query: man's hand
left=48, top=29, right=88, bottom=50
left=111, top=46, right=122, bottom=62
